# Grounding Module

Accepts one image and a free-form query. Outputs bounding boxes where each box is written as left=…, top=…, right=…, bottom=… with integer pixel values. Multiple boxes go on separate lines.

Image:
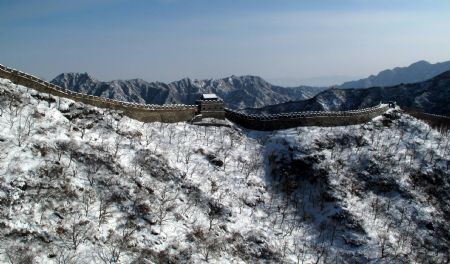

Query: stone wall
left=404, top=109, right=450, bottom=131
left=0, top=64, right=197, bottom=122
left=0, top=63, right=390, bottom=129
left=225, top=105, right=389, bottom=130
left=197, top=99, right=225, bottom=119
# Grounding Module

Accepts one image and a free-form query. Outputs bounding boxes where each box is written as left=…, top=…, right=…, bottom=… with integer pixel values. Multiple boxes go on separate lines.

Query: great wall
left=224, top=105, right=389, bottom=130
left=403, top=109, right=450, bottom=131
left=0, top=64, right=197, bottom=123
left=0, top=63, right=393, bottom=130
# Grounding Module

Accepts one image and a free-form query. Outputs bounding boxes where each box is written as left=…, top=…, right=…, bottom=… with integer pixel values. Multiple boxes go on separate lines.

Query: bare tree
left=154, top=185, right=179, bottom=227
left=195, top=228, right=223, bottom=262
left=13, top=111, right=34, bottom=147
left=55, top=249, right=79, bottom=264
left=378, top=233, right=390, bottom=259
left=293, top=240, right=307, bottom=264
left=95, top=243, right=122, bottom=264
left=112, top=135, right=122, bottom=158
left=98, top=195, right=112, bottom=227
left=119, top=220, right=139, bottom=247
left=143, top=124, right=154, bottom=146
left=4, top=244, right=36, bottom=264
left=56, top=215, right=93, bottom=251
left=81, top=190, right=96, bottom=217
left=55, top=140, right=70, bottom=162
left=85, top=158, right=103, bottom=186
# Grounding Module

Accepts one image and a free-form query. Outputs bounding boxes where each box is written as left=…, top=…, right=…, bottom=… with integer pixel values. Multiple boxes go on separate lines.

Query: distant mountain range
left=244, top=71, right=450, bottom=116
left=51, top=74, right=326, bottom=109
left=51, top=60, right=450, bottom=111
left=339, top=60, right=450, bottom=88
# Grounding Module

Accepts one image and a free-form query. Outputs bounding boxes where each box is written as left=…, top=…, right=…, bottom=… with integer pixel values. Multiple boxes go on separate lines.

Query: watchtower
left=196, top=94, right=225, bottom=119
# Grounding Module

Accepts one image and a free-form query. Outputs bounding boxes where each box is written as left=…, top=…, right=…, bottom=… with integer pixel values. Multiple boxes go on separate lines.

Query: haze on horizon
left=1, top=0, right=449, bottom=87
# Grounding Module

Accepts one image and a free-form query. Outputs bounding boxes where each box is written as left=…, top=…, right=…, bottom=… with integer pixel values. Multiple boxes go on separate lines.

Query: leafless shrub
left=4, top=244, right=36, bottom=264
left=94, top=243, right=122, bottom=264
left=187, top=227, right=223, bottom=262
left=56, top=217, right=93, bottom=250
left=154, top=185, right=179, bottom=226
left=98, top=195, right=113, bottom=226
left=81, top=190, right=96, bottom=217
left=55, top=249, right=79, bottom=264
left=55, top=140, right=70, bottom=161
left=13, top=111, right=34, bottom=147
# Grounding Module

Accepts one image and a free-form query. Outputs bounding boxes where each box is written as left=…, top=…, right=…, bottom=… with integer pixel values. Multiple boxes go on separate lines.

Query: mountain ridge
left=51, top=73, right=327, bottom=109
left=339, top=60, right=450, bottom=88
left=244, top=70, right=450, bottom=116
left=51, top=59, right=450, bottom=110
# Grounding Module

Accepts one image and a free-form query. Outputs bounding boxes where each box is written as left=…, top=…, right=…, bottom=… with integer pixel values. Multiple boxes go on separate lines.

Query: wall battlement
left=403, top=108, right=450, bottom=131
left=225, top=105, right=389, bottom=130
left=0, top=63, right=390, bottom=129
left=0, top=64, right=197, bottom=122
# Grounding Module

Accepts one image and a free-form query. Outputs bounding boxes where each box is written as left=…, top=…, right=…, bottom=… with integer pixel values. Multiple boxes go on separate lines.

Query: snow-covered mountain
left=1, top=77, right=449, bottom=263
left=339, top=60, right=450, bottom=88
left=245, top=71, right=450, bottom=116
left=50, top=60, right=450, bottom=111
left=51, top=73, right=326, bottom=109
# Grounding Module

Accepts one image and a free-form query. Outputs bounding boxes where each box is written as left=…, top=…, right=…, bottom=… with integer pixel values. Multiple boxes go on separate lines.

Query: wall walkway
left=1, top=63, right=390, bottom=129
left=225, top=105, right=389, bottom=130
left=0, top=64, right=197, bottom=122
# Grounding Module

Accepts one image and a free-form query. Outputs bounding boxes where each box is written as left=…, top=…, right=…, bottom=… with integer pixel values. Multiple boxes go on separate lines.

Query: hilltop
left=0, top=77, right=448, bottom=263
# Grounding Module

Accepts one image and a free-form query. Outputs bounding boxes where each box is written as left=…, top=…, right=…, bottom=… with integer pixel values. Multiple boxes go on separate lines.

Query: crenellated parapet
left=224, top=104, right=389, bottom=130
left=196, top=94, right=225, bottom=120
left=0, top=63, right=390, bottom=128
left=0, top=64, right=197, bottom=122
left=403, top=108, right=450, bottom=131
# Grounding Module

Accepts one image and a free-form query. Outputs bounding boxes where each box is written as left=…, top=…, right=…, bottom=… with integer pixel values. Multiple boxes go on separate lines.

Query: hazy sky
left=1, top=0, right=450, bottom=86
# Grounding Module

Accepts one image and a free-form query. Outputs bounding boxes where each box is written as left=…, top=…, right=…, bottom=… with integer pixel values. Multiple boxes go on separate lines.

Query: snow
left=201, top=94, right=219, bottom=100
left=0, top=77, right=448, bottom=263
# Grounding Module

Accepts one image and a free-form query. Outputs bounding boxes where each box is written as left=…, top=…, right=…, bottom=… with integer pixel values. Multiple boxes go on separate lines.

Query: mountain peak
left=223, top=75, right=269, bottom=85
left=409, top=60, right=430, bottom=67
left=53, top=72, right=97, bottom=83
left=51, top=72, right=98, bottom=92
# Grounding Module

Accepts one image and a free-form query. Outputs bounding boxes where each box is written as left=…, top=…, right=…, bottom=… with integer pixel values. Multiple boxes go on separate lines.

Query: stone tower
left=196, top=94, right=225, bottom=119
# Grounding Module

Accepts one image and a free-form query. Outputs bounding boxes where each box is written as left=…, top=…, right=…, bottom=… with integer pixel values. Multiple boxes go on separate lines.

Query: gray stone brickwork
left=197, top=100, right=225, bottom=119
left=224, top=105, right=390, bottom=130
left=0, top=64, right=197, bottom=123
left=1, top=63, right=392, bottom=129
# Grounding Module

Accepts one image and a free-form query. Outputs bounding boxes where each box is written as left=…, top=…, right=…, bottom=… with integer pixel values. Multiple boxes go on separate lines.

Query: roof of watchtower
left=201, top=94, right=219, bottom=100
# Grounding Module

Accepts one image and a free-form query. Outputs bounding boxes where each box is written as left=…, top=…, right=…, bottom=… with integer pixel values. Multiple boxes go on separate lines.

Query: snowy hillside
left=0, top=78, right=448, bottom=263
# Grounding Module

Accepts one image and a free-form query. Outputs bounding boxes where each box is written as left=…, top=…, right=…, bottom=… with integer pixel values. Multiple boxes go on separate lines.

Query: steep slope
left=339, top=60, right=450, bottom=88
left=245, top=71, right=450, bottom=115
left=51, top=74, right=326, bottom=109
left=0, top=77, right=448, bottom=263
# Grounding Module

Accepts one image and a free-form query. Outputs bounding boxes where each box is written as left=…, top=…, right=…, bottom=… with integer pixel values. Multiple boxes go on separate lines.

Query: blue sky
left=1, top=0, right=450, bottom=86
